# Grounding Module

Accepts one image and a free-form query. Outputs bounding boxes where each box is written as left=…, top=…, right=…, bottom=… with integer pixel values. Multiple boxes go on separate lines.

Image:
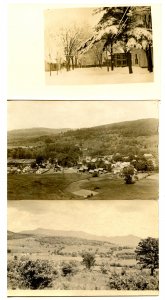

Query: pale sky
left=44, top=7, right=99, bottom=61
left=45, top=7, right=100, bottom=31
left=8, top=200, right=158, bottom=238
left=7, top=100, right=158, bottom=131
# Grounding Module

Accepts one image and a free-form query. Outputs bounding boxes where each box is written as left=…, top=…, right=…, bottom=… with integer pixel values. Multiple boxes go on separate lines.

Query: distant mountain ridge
left=9, top=228, right=141, bottom=247
left=8, top=127, right=70, bottom=139
left=8, top=118, right=158, bottom=136
left=7, top=118, right=158, bottom=144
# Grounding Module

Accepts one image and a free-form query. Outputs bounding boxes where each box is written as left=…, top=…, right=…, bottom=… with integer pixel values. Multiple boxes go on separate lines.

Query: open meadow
left=7, top=172, right=158, bottom=200
left=7, top=231, right=159, bottom=291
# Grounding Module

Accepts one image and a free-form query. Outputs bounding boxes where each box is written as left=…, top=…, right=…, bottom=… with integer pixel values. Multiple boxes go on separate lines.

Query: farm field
left=7, top=231, right=159, bottom=291
left=7, top=173, right=158, bottom=200
left=7, top=173, right=89, bottom=200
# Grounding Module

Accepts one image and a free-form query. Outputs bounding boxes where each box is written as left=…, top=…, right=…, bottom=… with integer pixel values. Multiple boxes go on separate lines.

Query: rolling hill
left=7, top=230, right=33, bottom=240
left=8, top=118, right=158, bottom=141
left=7, top=118, right=159, bottom=158
left=8, top=127, right=69, bottom=141
left=9, top=228, right=141, bottom=247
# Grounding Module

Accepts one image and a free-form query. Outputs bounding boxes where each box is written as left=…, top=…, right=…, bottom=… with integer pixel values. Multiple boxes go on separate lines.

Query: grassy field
left=8, top=173, right=158, bottom=200
left=7, top=235, right=159, bottom=291
left=80, top=174, right=159, bottom=200
left=7, top=173, right=89, bottom=200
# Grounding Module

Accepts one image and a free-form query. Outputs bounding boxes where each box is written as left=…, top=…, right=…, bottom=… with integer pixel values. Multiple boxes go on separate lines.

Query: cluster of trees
left=7, top=147, right=36, bottom=159
left=45, top=12, right=92, bottom=74
left=122, top=158, right=155, bottom=184
left=8, top=142, right=82, bottom=168
left=85, top=160, right=112, bottom=172
left=8, top=119, right=158, bottom=167
left=132, top=158, right=155, bottom=172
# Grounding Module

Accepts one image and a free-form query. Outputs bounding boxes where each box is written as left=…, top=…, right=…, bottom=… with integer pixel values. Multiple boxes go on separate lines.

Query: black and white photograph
left=44, top=6, right=154, bottom=85
left=7, top=100, right=158, bottom=201
left=1, top=0, right=165, bottom=299
left=7, top=199, right=159, bottom=295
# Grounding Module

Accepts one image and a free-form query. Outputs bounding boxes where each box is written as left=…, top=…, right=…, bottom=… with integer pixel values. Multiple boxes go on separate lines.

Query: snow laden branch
left=77, top=6, right=153, bottom=73
left=126, top=27, right=152, bottom=51
left=78, top=24, right=118, bottom=55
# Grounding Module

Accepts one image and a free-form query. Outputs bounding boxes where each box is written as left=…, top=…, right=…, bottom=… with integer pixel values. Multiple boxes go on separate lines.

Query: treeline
left=8, top=142, right=82, bottom=167
left=62, top=118, right=158, bottom=139
left=8, top=136, right=158, bottom=160
left=7, top=119, right=158, bottom=162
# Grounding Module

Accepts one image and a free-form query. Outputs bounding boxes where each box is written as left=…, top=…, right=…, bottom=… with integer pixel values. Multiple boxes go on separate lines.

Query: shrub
left=92, top=172, right=99, bottom=177
left=81, top=252, right=96, bottom=270
left=100, top=264, right=110, bottom=274
left=94, top=186, right=100, bottom=190
left=71, top=252, right=77, bottom=257
left=110, top=262, right=122, bottom=267
left=8, top=259, right=25, bottom=289
left=107, top=271, right=159, bottom=290
left=121, top=267, right=127, bottom=276
left=8, top=257, right=56, bottom=290
left=60, top=261, right=78, bottom=277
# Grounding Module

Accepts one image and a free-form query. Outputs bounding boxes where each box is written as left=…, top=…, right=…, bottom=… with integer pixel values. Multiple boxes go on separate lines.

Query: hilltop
left=8, top=118, right=158, bottom=141
left=8, top=127, right=69, bottom=145
left=7, top=118, right=158, bottom=158
left=8, top=228, right=141, bottom=247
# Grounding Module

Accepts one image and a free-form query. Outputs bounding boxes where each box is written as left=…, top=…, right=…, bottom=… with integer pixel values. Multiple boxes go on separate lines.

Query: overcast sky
left=8, top=200, right=158, bottom=238
left=45, top=7, right=100, bottom=31
left=7, top=100, right=158, bottom=131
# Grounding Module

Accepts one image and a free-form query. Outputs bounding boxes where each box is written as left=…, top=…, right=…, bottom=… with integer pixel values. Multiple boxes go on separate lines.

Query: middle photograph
left=7, top=100, right=158, bottom=200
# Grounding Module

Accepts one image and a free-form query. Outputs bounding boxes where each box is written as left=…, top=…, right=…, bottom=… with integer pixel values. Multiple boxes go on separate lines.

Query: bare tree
left=45, top=30, right=64, bottom=76
left=92, top=42, right=104, bottom=67
left=60, top=23, right=91, bottom=71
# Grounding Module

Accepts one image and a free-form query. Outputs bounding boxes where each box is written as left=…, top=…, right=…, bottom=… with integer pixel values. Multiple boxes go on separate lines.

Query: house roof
left=7, top=158, right=36, bottom=164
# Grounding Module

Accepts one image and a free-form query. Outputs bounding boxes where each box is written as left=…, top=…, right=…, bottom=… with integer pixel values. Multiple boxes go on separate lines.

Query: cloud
left=8, top=200, right=158, bottom=238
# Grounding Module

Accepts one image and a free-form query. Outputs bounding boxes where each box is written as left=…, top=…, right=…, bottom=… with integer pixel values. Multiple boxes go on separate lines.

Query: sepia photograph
left=7, top=199, right=159, bottom=295
left=7, top=100, right=158, bottom=200
left=44, top=6, right=154, bottom=85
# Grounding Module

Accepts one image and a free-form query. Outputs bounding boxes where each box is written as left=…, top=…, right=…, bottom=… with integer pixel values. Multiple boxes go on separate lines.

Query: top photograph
left=44, top=6, right=153, bottom=85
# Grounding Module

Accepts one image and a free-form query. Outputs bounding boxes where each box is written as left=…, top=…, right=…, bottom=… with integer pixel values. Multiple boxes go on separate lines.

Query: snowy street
left=45, top=66, right=153, bottom=85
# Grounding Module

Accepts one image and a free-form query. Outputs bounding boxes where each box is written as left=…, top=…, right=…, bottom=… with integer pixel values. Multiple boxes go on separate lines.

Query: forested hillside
left=8, top=118, right=158, bottom=160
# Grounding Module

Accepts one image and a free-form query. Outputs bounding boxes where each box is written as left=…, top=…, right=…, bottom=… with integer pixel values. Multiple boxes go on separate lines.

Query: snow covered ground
left=45, top=66, right=154, bottom=85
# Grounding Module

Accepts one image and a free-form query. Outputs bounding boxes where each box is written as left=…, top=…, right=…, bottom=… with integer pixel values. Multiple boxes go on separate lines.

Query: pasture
left=7, top=173, right=158, bottom=200
left=7, top=235, right=159, bottom=291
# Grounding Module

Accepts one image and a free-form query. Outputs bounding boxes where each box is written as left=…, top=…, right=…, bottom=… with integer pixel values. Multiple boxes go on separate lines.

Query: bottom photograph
left=7, top=200, right=159, bottom=296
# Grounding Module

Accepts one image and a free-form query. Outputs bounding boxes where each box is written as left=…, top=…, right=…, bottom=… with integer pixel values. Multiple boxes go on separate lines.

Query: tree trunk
left=150, top=268, right=154, bottom=276
left=66, top=56, right=70, bottom=71
left=75, top=56, right=78, bottom=68
left=110, top=42, right=114, bottom=71
left=100, top=54, right=102, bottom=68
left=56, top=61, right=59, bottom=76
left=106, top=48, right=109, bottom=72
left=146, top=45, right=153, bottom=72
left=127, top=51, right=133, bottom=74
left=71, top=57, right=74, bottom=70
left=49, top=63, right=52, bottom=76
left=107, top=60, right=109, bottom=72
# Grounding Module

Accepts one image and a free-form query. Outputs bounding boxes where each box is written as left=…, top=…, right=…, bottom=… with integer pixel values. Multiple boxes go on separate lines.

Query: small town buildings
left=143, top=153, right=153, bottom=159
